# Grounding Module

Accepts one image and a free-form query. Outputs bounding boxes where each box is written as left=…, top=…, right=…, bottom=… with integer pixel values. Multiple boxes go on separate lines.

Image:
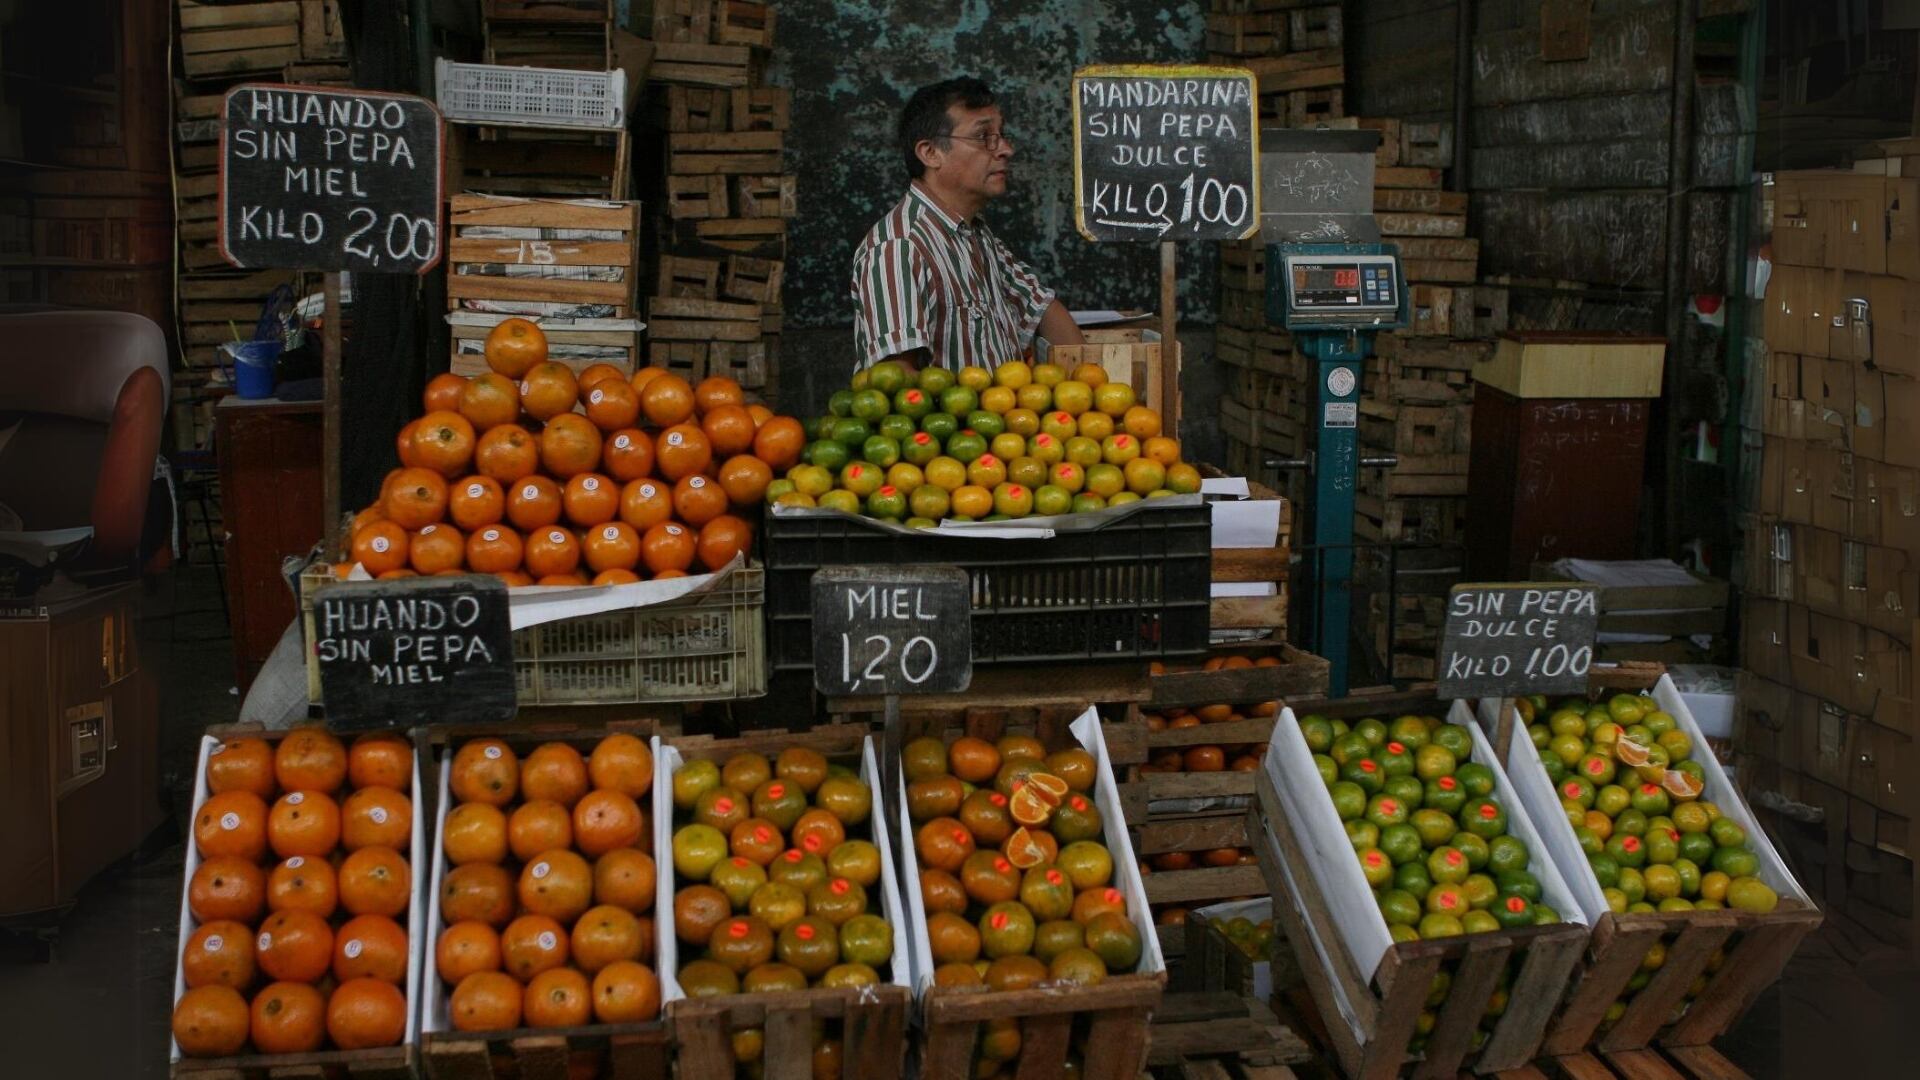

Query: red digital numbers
left=1333, top=268, right=1359, bottom=289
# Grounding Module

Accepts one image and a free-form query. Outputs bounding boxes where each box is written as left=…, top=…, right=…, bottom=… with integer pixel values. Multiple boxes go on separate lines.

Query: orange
left=629, top=366, right=668, bottom=392
left=459, top=372, right=521, bottom=432
left=537, top=572, right=589, bottom=586
left=563, top=473, right=619, bottom=526
left=592, top=961, right=661, bottom=1023
left=588, top=733, right=653, bottom=798
left=188, top=855, right=266, bottom=923
left=540, top=412, right=602, bottom=478
left=524, top=526, right=581, bottom=578
left=173, top=985, right=250, bottom=1058
left=441, top=863, right=516, bottom=927
left=578, top=362, right=626, bottom=391
left=752, top=416, right=805, bottom=470
left=509, top=801, right=574, bottom=863
left=466, top=525, right=524, bottom=575
left=413, top=410, right=477, bottom=478
left=603, top=428, right=655, bottom=482
left=267, top=855, right=337, bottom=917
left=182, top=920, right=257, bottom=990
left=496, top=569, right=534, bottom=587
left=255, top=908, right=333, bottom=983
left=450, top=970, right=523, bottom=1032
left=1002, top=826, right=1049, bottom=870
left=524, top=967, right=593, bottom=1028
left=522, top=742, right=590, bottom=806
left=694, top=375, right=745, bottom=414
left=436, top=920, right=502, bottom=984
left=268, top=789, right=340, bottom=859
left=572, top=904, right=644, bottom=974
left=915, top=817, right=975, bottom=873
left=696, top=515, right=752, bottom=571
left=594, top=848, right=656, bottom=912
left=655, top=423, right=713, bottom=482
left=449, top=476, right=506, bottom=530
left=948, top=737, right=1002, bottom=785
left=640, top=373, right=696, bottom=427
left=584, top=522, right=641, bottom=573
left=350, top=732, right=413, bottom=791
left=1008, top=785, right=1052, bottom=827
left=1123, top=405, right=1162, bottom=439
left=502, top=913, right=571, bottom=980
left=249, top=981, right=327, bottom=1054
left=518, top=848, right=594, bottom=922
left=376, top=569, right=419, bottom=580
left=327, top=977, right=408, bottom=1049
left=475, top=423, right=540, bottom=483
left=396, top=419, right=423, bottom=468
left=194, top=790, right=268, bottom=861
left=574, top=790, right=644, bottom=857
left=584, top=379, right=642, bottom=433
left=717, top=455, right=772, bottom=505
left=594, top=569, right=642, bottom=585
left=641, top=522, right=696, bottom=575
left=409, top=523, right=465, bottom=574
left=443, top=801, right=509, bottom=865
left=341, top=786, right=412, bottom=850
left=507, top=475, right=564, bottom=531
left=206, top=737, right=275, bottom=798
left=274, top=728, right=345, bottom=793
left=486, top=317, right=548, bottom=378
left=425, top=372, right=468, bottom=413
left=383, top=467, right=449, bottom=530
left=1143, top=436, right=1180, bottom=466
left=350, top=504, right=386, bottom=537
left=452, top=739, right=520, bottom=806
left=619, top=479, right=673, bottom=530
left=514, top=363, right=575, bottom=423
left=338, top=846, right=411, bottom=918
left=333, top=913, right=409, bottom=984
left=702, top=404, right=756, bottom=457
left=673, top=473, right=727, bottom=527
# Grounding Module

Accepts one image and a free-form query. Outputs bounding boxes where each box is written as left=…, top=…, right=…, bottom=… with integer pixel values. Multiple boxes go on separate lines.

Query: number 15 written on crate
left=810, top=566, right=971, bottom=696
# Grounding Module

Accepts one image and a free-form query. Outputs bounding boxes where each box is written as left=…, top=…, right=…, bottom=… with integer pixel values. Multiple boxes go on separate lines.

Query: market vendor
left=851, top=76, right=1084, bottom=371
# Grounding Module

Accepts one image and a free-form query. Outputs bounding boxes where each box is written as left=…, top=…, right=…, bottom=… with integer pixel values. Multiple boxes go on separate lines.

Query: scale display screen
left=1287, top=256, right=1400, bottom=312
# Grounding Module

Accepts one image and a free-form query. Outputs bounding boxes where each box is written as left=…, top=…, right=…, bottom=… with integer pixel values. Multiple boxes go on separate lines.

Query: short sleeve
left=985, top=231, right=1056, bottom=340
left=851, top=238, right=932, bottom=367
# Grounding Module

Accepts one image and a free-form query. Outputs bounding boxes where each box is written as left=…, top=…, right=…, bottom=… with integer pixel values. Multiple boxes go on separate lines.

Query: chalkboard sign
left=220, top=84, right=444, bottom=274
left=1437, top=583, right=1600, bottom=700
left=811, top=566, right=971, bottom=696
left=313, top=575, right=515, bottom=730
left=1071, top=64, right=1259, bottom=243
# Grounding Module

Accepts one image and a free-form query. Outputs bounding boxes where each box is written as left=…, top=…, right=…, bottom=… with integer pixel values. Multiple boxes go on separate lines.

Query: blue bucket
left=222, top=340, right=282, bottom=399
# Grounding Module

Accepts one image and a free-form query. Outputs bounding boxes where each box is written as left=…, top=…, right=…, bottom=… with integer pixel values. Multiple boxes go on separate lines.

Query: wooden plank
left=1660, top=1044, right=1752, bottom=1080
left=1375, top=166, right=1443, bottom=188
left=1142, top=863, right=1266, bottom=905
left=448, top=195, right=637, bottom=229
left=180, top=25, right=300, bottom=52
left=669, top=152, right=784, bottom=174
left=1135, top=814, right=1249, bottom=855
left=648, top=296, right=758, bottom=320
left=1541, top=914, right=1667, bottom=1056
left=1377, top=212, right=1468, bottom=238
left=1413, top=936, right=1510, bottom=1078
left=1013, top=1011, right=1072, bottom=1079
left=445, top=274, right=630, bottom=306
left=1393, top=237, right=1479, bottom=261
left=1663, top=908, right=1821, bottom=1045
left=1602, top=1049, right=1690, bottom=1080
left=649, top=63, right=751, bottom=88
left=182, top=44, right=299, bottom=77
left=447, top=238, right=633, bottom=267
left=1363, top=947, right=1440, bottom=1080
left=179, top=2, right=299, bottom=30
left=1212, top=595, right=1290, bottom=630
left=1473, top=8, right=1673, bottom=106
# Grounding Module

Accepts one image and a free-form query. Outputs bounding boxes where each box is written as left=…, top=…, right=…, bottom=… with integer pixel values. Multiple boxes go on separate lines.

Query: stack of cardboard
left=637, top=0, right=787, bottom=399
left=1738, top=164, right=1918, bottom=948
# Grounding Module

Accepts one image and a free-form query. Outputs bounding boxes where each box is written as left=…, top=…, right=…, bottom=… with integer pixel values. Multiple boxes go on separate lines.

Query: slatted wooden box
left=447, top=194, right=641, bottom=315
left=667, top=131, right=783, bottom=174
left=649, top=42, right=754, bottom=88
left=178, top=1, right=302, bottom=80
left=450, top=125, right=632, bottom=200
left=448, top=312, right=642, bottom=378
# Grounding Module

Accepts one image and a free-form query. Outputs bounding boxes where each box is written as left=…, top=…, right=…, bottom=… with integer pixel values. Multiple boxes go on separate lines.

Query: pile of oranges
left=172, top=729, right=416, bottom=1059
left=347, top=318, right=807, bottom=585
left=433, top=734, right=662, bottom=1033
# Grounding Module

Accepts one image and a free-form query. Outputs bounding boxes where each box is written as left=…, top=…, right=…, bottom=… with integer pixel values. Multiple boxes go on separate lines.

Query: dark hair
left=899, top=77, right=997, bottom=180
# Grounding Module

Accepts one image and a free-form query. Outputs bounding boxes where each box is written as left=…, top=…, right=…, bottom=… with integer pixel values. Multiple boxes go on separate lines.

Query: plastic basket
left=764, top=501, right=1212, bottom=671
left=435, top=58, right=625, bottom=130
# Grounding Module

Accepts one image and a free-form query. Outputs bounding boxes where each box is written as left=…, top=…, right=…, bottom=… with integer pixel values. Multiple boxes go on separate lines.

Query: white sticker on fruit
left=614, top=435, right=630, bottom=449
left=520, top=381, right=532, bottom=395
left=583, top=477, right=599, bottom=491
left=590, top=388, right=604, bottom=404
left=549, top=530, right=565, bottom=544
left=666, top=524, right=682, bottom=536
left=689, top=476, right=706, bottom=489
left=203, top=935, right=223, bottom=952
left=220, top=812, right=240, bottom=831
left=286, top=856, right=304, bottom=869
left=467, top=483, right=485, bottom=498
left=286, top=792, right=304, bottom=805
left=420, top=525, right=436, bottom=535
left=531, top=861, right=550, bottom=879
left=603, top=526, right=620, bottom=541
left=484, top=745, right=502, bottom=760
left=370, top=807, right=388, bottom=824
left=372, top=536, right=390, bottom=553
left=344, top=939, right=364, bottom=959
left=537, top=930, right=556, bottom=950
left=667, top=431, right=684, bottom=447
left=523, top=484, right=538, bottom=499
left=257, top=932, right=272, bottom=950
left=641, top=484, right=657, bottom=498
left=484, top=529, right=500, bottom=541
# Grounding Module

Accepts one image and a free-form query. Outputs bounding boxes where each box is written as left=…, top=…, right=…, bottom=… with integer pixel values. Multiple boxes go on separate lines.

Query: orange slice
left=1661, top=770, right=1703, bottom=800
left=1009, top=785, right=1054, bottom=828
left=1613, top=736, right=1653, bottom=767
left=1025, top=772, right=1069, bottom=807
left=1003, top=826, right=1048, bottom=869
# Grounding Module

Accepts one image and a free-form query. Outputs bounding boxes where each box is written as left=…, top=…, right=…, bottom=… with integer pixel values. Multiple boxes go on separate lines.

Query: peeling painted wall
left=765, top=1, right=1210, bottom=331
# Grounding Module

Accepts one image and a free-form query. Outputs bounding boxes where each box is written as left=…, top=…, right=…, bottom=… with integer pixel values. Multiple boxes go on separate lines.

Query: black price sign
left=220, top=84, right=444, bottom=273
left=313, top=575, right=515, bottom=730
left=1071, top=64, right=1260, bottom=242
left=811, top=566, right=971, bottom=696
left=1437, top=583, right=1600, bottom=700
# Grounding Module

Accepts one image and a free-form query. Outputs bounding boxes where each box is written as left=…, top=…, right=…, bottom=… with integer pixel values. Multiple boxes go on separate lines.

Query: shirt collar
left=908, top=182, right=979, bottom=234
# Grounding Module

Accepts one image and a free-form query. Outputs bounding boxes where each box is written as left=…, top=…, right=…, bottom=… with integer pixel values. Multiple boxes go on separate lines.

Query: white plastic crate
left=436, top=58, right=625, bottom=130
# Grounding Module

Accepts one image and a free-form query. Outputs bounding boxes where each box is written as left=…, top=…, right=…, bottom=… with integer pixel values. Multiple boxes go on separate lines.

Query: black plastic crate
left=764, top=499, right=1213, bottom=672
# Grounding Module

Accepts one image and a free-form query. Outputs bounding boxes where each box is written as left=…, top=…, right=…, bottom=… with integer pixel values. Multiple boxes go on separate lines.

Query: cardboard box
left=1772, top=171, right=1891, bottom=273
left=1789, top=605, right=1877, bottom=715
left=1847, top=542, right=1919, bottom=640
left=1854, top=369, right=1887, bottom=462
left=1888, top=177, right=1920, bottom=282
left=1884, top=373, right=1920, bottom=468
left=1769, top=351, right=1802, bottom=400
left=1811, top=447, right=1858, bottom=536
left=1734, top=671, right=1795, bottom=761
left=1742, top=596, right=1793, bottom=684
left=1794, top=690, right=1856, bottom=791
left=1866, top=276, right=1920, bottom=379
left=1864, top=461, right=1920, bottom=552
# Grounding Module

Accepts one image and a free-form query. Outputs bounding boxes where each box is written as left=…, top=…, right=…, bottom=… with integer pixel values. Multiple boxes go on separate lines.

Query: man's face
left=931, top=103, right=1012, bottom=200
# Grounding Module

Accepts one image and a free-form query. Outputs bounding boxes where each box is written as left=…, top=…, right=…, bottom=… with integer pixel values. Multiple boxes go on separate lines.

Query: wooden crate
left=1403, top=122, right=1456, bottom=169
left=658, top=725, right=910, bottom=1080
left=730, top=88, right=790, bottom=131
left=298, top=0, right=345, bottom=60
left=486, top=26, right=612, bottom=71
left=733, top=174, right=796, bottom=218
left=1289, top=5, right=1345, bottom=49
left=1035, top=327, right=1175, bottom=418
left=451, top=125, right=631, bottom=199
left=646, top=339, right=768, bottom=390
left=657, top=253, right=722, bottom=300
left=1250, top=712, right=1593, bottom=1078
left=449, top=312, right=641, bottom=377
left=419, top=724, right=670, bottom=1080
left=1204, top=12, right=1287, bottom=57
left=1246, top=47, right=1343, bottom=94
left=721, top=254, right=783, bottom=308
left=642, top=0, right=714, bottom=43
left=178, top=1, right=301, bottom=80
left=666, top=174, right=730, bottom=219
left=1516, top=1045, right=1758, bottom=1080
left=1179, top=902, right=1272, bottom=999
left=714, top=0, right=775, bottom=48
left=447, top=194, right=641, bottom=315
left=1146, top=991, right=1314, bottom=1076
left=178, top=270, right=304, bottom=370
left=1357, top=399, right=1470, bottom=456
left=646, top=295, right=759, bottom=342
left=684, top=216, right=787, bottom=245
left=667, top=131, right=783, bottom=174
left=485, top=0, right=611, bottom=22
left=1285, top=87, right=1343, bottom=127
left=661, top=86, right=730, bottom=132
left=649, top=42, right=753, bottom=88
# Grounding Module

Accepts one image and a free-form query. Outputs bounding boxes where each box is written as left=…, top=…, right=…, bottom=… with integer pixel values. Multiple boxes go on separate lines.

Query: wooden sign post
left=219, top=83, right=446, bottom=546
left=1071, top=65, right=1261, bottom=422
left=811, top=566, right=973, bottom=817
left=1436, top=582, right=1601, bottom=750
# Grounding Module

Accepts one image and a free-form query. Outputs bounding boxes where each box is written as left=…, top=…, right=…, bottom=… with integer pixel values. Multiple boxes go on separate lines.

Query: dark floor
left=0, top=564, right=1910, bottom=1077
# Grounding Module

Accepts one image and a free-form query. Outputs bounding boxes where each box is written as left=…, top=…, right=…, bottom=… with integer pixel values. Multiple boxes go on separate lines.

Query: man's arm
left=851, top=238, right=933, bottom=371
left=1037, top=299, right=1084, bottom=347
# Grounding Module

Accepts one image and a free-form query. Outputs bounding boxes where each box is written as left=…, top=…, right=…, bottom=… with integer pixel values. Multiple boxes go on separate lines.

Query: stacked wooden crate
left=639, top=0, right=787, bottom=397
left=1237, top=5, right=1345, bottom=127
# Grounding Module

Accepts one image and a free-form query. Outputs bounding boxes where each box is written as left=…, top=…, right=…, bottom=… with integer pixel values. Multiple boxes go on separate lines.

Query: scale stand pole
left=323, top=271, right=343, bottom=552
left=1307, top=331, right=1362, bottom=697
left=1159, top=241, right=1178, bottom=427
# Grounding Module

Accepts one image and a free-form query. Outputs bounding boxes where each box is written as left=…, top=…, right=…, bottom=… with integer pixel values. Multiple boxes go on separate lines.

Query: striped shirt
left=850, top=184, right=1056, bottom=370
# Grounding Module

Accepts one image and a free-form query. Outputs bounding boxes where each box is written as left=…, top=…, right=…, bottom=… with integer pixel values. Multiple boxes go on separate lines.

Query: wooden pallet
left=446, top=194, right=641, bottom=315
left=448, top=313, right=642, bottom=378
left=1246, top=47, right=1344, bottom=94
left=172, top=1046, right=411, bottom=1079
left=1146, top=991, right=1314, bottom=1076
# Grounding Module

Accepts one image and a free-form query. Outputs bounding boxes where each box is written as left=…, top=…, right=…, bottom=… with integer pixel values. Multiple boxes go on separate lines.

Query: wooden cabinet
left=0, top=584, right=161, bottom=917
left=217, top=396, right=324, bottom=692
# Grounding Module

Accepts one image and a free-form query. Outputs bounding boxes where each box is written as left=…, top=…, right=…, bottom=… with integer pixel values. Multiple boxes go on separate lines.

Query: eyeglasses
left=946, top=130, right=1013, bottom=151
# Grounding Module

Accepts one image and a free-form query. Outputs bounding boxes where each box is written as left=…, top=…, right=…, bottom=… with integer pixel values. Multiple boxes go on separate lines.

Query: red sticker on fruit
left=784, top=849, right=803, bottom=863
left=1506, top=896, right=1526, bottom=913
left=756, top=827, right=773, bottom=844
left=1047, top=869, right=1063, bottom=886
left=1642, top=784, right=1658, bottom=794
left=796, top=923, right=815, bottom=940
left=766, top=783, right=784, bottom=798
left=1388, top=742, right=1405, bottom=754
left=1564, top=783, right=1581, bottom=799
left=990, top=793, right=1006, bottom=806
left=733, top=857, right=750, bottom=868
left=1104, top=888, right=1121, bottom=903
left=1480, top=804, right=1497, bottom=819
left=1366, top=851, right=1384, bottom=866
left=1587, top=760, right=1606, bottom=774
left=915, top=433, right=931, bottom=444
left=729, top=921, right=748, bottom=939
left=1380, top=800, right=1398, bottom=814
left=831, top=879, right=849, bottom=895
left=952, top=828, right=969, bottom=844
left=994, top=858, right=1010, bottom=873
left=1447, top=850, right=1463, bottom=865
left=1071, top=796, right=1087, bottom=811
left=907, top=391, right=922, bottom=403
left=1439, top=777, right=1456, bottom=790
left=1623, top=836, right=1641, bottom=851
left=802, top=835, right=822, bottom=852
left=1359, top=760, right=1377, bottom=773
left=991, top=912, right=1008, bottom=930
left=715, top=797, right=734, bottom=814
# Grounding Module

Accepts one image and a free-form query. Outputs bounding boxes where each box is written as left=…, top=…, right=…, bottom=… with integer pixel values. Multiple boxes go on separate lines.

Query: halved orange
left=1661, top=770, right=1703, bottom=800
left=1025, top=772, right=1069, bottom=807
left=1614, top=737, right=1653, bottom=767
left=1008, top=786, right=1053, bottom=828
left=1002, top=827, right=1048, bottom=870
